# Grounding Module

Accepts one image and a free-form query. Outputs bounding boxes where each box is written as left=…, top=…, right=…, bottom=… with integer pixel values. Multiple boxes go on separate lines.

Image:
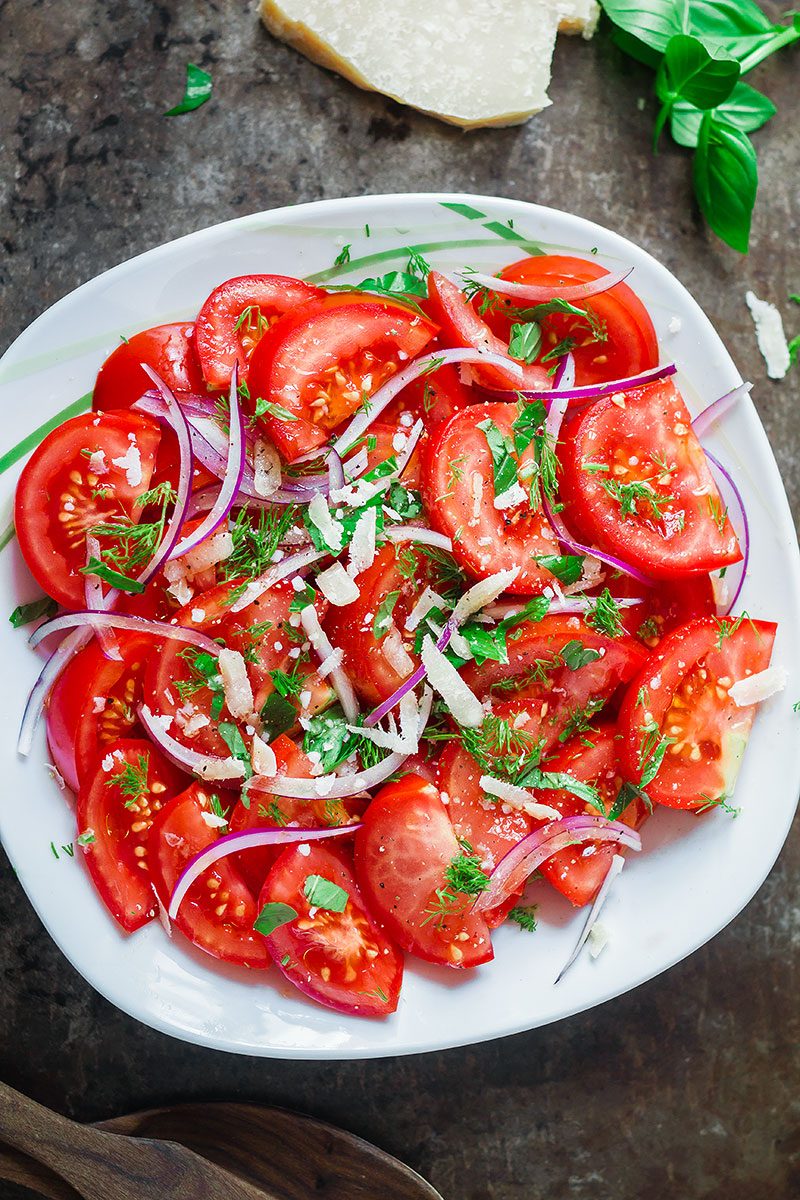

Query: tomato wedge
left=426, top=272, right=550, bottom=391
left=194, top=274, right=323, bottom=388
left=354, top=775, right=494, bottom=968
left=603, top=571, right=716, bottom=646
left=558, top=379, right=741, bottom=578
left=382, top=339, right=472, bottom=428
left=421, top=401, right=562, bottom=592
left=77, top=738, right=187, bottom=931
left=619, top=616, right=776, bottom=810
left=15, top=411, right=160, bottom=609
left=93, top=323, right=205, bottom=411
left=245, top=294, right=436, bottom=461
left=47, top=632, right=152, bottom=792
left=481, top=255, right=659, bottom=387
left=257, top=843, right=403, bottom=1016
left=149, top=783, right=269, bottom=967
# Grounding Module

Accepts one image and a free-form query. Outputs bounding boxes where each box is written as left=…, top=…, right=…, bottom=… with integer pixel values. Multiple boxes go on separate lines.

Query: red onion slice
left=382, top=525, right=453, bottom=552
left=463, top=265, right=634, bottom=304
left=333, top=348, right=524, bottom=458
left=704, top=450, right=750, bottom=615
left=365, top=620, right=455, bottom=727
left=137, top=367, right=195, bottom=581
left=84, top=535, right=122, bottom=662
left=168, top=823, right=361, bottom=920
left=228, top=546, right=328, bottom=612
left=555, top=853, right=625, bottom=984
left=18, top=627, right=94, bottom=758
left=139, top=703, right=245, bottom=784
left=30, top=611, right=223, bottom=656
left=510, top=362, right=677, bottom=404
left=692, top=381, right=752, bottom=439
left=475, top=815, right=642, bottom=913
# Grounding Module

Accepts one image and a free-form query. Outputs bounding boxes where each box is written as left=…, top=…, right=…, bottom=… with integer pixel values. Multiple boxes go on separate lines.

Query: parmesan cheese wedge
left=260, top=0, right=598, bottom=128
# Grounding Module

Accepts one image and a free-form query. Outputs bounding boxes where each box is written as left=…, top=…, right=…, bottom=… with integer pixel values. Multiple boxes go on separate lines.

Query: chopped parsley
left=9, top=596, right=58, bottom=628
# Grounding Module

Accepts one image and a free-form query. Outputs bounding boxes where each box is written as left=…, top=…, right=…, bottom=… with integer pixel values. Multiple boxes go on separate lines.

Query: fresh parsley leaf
left=508, top=322, right=542, bottom=364
left=254, top=901, right=298, bottom=935
left=303, top=874, right=349, bottom=912
left=477, top=418, right=518, bottom=499
left=218, top=722, right=253, bottom=780
left=9, top=596, right=58, bottom=628
left=535, top=554, right=584, bottom=585
left=165, top=63, right=212, bottom=116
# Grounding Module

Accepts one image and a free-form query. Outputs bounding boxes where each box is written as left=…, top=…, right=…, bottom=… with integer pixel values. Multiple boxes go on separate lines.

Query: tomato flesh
left=258, top=843, right=402, bottom=1016
left=77, top=738, right=187, bottom=931
left=93, top=323, right=206, bottom=411
left=558, top=379, right=741, bottom=578
left=618, top=616, right=776, bottom=809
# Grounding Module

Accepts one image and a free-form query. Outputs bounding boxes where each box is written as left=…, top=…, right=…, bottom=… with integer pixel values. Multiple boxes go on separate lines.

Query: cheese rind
left=260, top=0, right=597, bottom=128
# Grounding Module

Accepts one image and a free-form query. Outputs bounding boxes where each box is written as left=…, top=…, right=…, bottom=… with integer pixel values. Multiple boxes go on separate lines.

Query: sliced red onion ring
left=228, top=546, right=328, bottom=613
left=30, top=611, right=223, bottom=656
left=704, top=450, right=750, bottom=615
left=134, top=368, right=195, bottom=581
left=382, top=525, right=454, bottom=552
left=510, top=362, right=677, bottom=404
left=475, top=815, right=641, bottom=912
left=365, top=619, right=454, bottom=727
left=543, top=393, right=654, bottom=587
left=486, top=596, right=643, bottom=621
left=84, top=534, right=122, bottom=662
left=18, top=627, right=94, bottom=758
left=555, top=853, right=625, bottom=984
left=554, top=352, right=576, bottom=392
left=169, top=367, right=245, bottom=559
left=692, top=381, right=752, bottom=439
left=463, top=265, right=634, bottom=304
left=327, top=448, right=345, bottom=492
left=333, top=348, right=524, bottom=458
left=168, top=823, right=360, bottom=920
left=139, top=703, right=245, bottom=784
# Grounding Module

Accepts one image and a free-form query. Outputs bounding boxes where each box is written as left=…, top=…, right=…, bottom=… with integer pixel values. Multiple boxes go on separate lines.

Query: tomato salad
left=12, top=252, right=784, bottom=1019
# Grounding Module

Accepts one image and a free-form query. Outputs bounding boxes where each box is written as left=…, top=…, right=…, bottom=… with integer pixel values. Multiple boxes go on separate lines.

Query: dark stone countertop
left=1, top=3, right=798, bottom=1197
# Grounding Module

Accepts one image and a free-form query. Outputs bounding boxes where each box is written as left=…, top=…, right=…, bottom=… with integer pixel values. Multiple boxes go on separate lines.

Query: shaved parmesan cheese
left=253, top=438, right=282, bottom=497
left=711, top=573, right=730, bottom=609
left=111, top=442, right=143, bottom=487
left=729, top=664, right=787, bottom=707
left=317, top=646, right=344, bottom=679
left=316, top=560, right=361, bottom=606
left=300, top=604, right=359, bottom=722
left=180, top=712, right=210, bottom=739
left=382, top=625, right=416, bottom=675
left=307, top=493, right=344, bottom=554
left=194, top=757, right=245, bottom=782
left=251, top=733, right=278, bottom=777
left=405, top=586, right=448, bottom=632
left=453, top=568, right=519, bottom=624
left=493, top=481, right=527, bottom=510
left=201, top=810, right=228, bottom=829
left=347, top=505, right=377, bottom=577
left=88, top=449, right=108, bottom=476
left=587, top=921, right=609, bottom=959
left=480, top=775, right=561, bottom=820
left=348, top=691, right=420, bottom=754
left=218, top=648, right=254, bottom=718
left=183, top=529, right=234, bottom=573
left=746, top=290, right=791, bottom=380
left=420, top=635, right=483, bottom=727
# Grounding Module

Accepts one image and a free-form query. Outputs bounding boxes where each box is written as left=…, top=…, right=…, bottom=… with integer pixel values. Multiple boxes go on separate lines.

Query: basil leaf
left=387, top=483, right=423, bottom=519
left=260, top=692, right=297, bottom=741
left=373, top=590, right=400, bottom=638
left=303, top=874, right=349, bottom=912
left=601, top=0, right=687, bottom=55
left=560, top=639, right=602, bottom=671
left=656, top=34, right=739, bottom=111
left=512, top=398, right=546, bottom=457
left=477, top=418, right=518, bottom=498
left=79, top=557, right=144, bottom=594
left=218, top=721, right=253, bottom=780
left=508, top=322, right=542, bottom=365
left=693, top=114, right=758, bottom=253
left=456, top=622, right=509, bottom=667
left=534, top=554, right=585, bottom=585
left=359, top=270, right=428, bottom=298
left=254, top=901, right=298, bottom=936
left=9, top=596, right=58, bottom=628
left=670, top=81, right=775, bottom=148
left=254, top=397, right=298, bottom=422
left=165, top=63, right=213, bottom=116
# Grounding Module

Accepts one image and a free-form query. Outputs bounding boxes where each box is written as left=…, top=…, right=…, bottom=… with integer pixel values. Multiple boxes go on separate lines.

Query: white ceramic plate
left=1, top=194, right=798, bottom=1060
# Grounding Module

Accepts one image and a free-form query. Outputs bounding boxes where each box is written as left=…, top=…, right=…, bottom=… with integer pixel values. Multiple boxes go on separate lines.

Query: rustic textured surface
left=1, top=2, right=799, bottom=1198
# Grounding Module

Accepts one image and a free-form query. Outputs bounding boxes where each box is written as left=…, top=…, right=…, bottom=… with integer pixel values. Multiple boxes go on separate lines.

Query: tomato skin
left=421, top=401, right=561, bottom=593
left=15, top=411, right=161, bottom=609
left=193, top=274, right=323, bottom=388
left=354, top=774, right=494, bottom=969
left=426, top=272, right=550, bottom=391
left=93, top=323, right=205, bottom=411
left=382, top=340, right=472, bottom=428
left=258, top=844, right=403, bottom=1017
left=558, top=379, right=741, bottom=578
left=245, top=295, right=437, bottom=462
left=46, top=632, right=152, bottom=793
left=608, top=571, right=716, bottom=645
left=77, top=738, right=187, bottom=932
left=149, top=783, right=270, bottom=968
left=618, top=616, right=776, bottom=810
left=488, top=255, right=659, bottom=387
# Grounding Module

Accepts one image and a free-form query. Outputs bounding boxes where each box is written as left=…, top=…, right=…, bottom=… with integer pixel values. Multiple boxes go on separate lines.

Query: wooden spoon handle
left=0, top=1082, right=95, bottom=1190
left=0, top=1141, right=83, bottom=1200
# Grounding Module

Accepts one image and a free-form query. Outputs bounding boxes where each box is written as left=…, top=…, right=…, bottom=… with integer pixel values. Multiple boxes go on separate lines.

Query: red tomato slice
left=481, top=255, right=659, bottom=387
left=15, top=411, right=160, bottom=609
left=618, top=616, right=776, bottom=810
left=77, top=738, right=187, bottom=931
left=257, top=843, right=403, bottom=1016
left=149, top=783, right=269, bottom=967
left=46, top=632, right=152, bottom=792
left=193, top=274, right=323, bottom=388
left=381, top=338, right=472, bottom=428
left=426, top=271, right=550, bottom=391
left=558, top=379, right=741, bottom=578
left=535, top=725, right=648, bottom=907
left=245, top=295, right=437, bottom=461
left=603, top=571, right=716, bottom=646
left=93, top=323, right=206, bottom=411
left=421, top=401, right=561, bottom=593
left=354, top=775, right=494, bottom=968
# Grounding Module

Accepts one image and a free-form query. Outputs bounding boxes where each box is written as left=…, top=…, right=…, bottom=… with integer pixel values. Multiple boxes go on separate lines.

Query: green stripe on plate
left=0, top=392, right=93, bottom=477
left=307, top=235, right=544, bottom=285
left=439, top=202, right=487, bottom=220
left=0, top=519, right=15, bottom=553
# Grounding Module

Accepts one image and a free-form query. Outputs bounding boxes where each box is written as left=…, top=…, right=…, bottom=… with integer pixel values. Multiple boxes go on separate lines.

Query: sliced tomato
left=421, top=401, right=561, bottom=593
left=426, top=271, right=550, bottom=391
left=46, top=632, right=152, bottom=792
left=77, top=738, right=187, bottom=932
left=245, top=294, right=437, bottom=461
left=618, top=616, right=776, bottom=810
left=354, top=774, right=494, bottom=968
left=381, top=338, right=472, bottom=428
left=257, top=843, right=402, bottom=1016
left=93, top=323, right=206, bottom=411
left=535, top=725, right=648, bottom=906
left=15, top=411, right=160, bottom=609
left=148, top=783, right=269, bottom=967
left=480, top=255, right=659, bottom=387
left=193, top=274, right=323, bottom=388
left=558, top=379, right=741, bottom=578
left=603, top=571, right=716, bottom=646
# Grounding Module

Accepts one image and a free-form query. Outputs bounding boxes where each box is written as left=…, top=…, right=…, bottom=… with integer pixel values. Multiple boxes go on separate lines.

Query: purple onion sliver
left=462, top=265, right=634, bottom=304
left=18, top=626, right=94, bottom=758
left=29, top=611, right=223, bottom=656
left=327, top=448, right=345, bottom=493
left=691, top=382, right=752, bottom=439
left=364, top=619, right=454, bottom=728
left=137, top=367, right=195, bottom=583
left=518, top=362, right=677, bottom=404
left=704, top=450, right=750, bottom=615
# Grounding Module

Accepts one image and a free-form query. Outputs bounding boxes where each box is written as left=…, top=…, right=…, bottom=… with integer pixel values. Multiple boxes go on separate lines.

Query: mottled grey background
left=1, top=2, right=799, bottom=1198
